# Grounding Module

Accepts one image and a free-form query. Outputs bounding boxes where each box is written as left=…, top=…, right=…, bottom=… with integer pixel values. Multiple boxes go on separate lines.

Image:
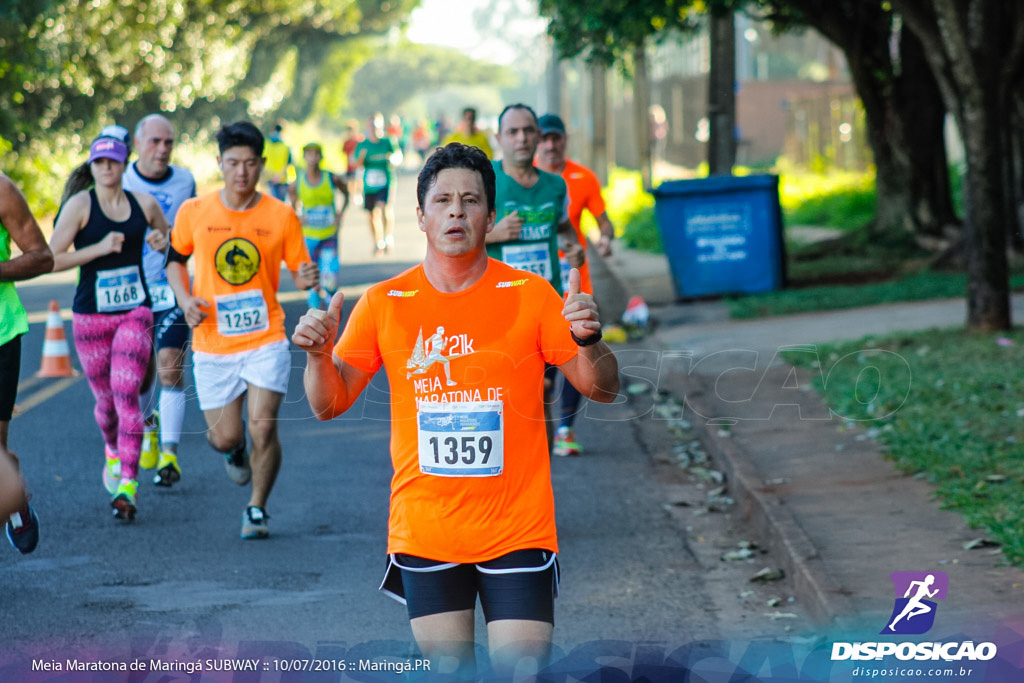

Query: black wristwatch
left=571, top=328, right=603, bottom=346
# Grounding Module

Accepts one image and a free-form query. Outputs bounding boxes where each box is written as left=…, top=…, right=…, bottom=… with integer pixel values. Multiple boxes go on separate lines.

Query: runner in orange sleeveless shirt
left=292, top=143, right=619, bottom=678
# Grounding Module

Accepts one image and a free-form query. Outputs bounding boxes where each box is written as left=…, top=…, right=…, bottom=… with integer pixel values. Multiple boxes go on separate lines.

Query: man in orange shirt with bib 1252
left=167, top=121, right=319, bottom=540
left=292, top=143, right=619, bottom=678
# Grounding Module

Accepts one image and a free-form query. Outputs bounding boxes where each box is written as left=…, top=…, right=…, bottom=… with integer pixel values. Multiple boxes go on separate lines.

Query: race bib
left=215, top=289, right=270, bottom=336
left=95, top=265, right=146, bottom=313
left=501, top=243, right=552, bottom=281
left=303, top=205, right=335, bottom=229
left=148, top=283, right=176, bottom=313
left=559, top=254, right=572, bottom=294
left=417, top=401, right=504, bottom=477
left=364, top=168, right=388, bottom=190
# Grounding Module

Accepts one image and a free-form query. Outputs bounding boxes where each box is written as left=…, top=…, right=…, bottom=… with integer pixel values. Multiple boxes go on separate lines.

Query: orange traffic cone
left=36, top=300, right=77, bottom=377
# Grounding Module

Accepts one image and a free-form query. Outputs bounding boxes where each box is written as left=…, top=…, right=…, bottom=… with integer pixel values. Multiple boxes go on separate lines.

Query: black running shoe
left=6, top=504, right=39, bottom=554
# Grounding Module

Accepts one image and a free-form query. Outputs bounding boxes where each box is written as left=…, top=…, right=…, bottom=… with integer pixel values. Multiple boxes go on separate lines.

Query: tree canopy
left=347, top=42, right=515, bottom=118
left=538, top=0, right=707, bottom=67
left=540, top=0, right=1022, bottom=329
left=1, top=0, right=417, bottom=146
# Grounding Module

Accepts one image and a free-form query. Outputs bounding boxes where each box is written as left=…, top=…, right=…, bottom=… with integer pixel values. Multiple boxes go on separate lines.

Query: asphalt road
left=0, top=177, right=812, bottom=680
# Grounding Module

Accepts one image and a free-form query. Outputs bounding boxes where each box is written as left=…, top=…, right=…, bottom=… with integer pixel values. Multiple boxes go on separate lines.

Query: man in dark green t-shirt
left=485, top=103, right=582, bottom=297
left=355, top=113, right=401, bottom=255
left=485, top=104, right=585, bottom=451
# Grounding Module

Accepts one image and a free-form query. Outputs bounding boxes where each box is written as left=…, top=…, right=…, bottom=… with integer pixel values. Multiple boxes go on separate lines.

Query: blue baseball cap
left=538, top=114, right=566, bottom=136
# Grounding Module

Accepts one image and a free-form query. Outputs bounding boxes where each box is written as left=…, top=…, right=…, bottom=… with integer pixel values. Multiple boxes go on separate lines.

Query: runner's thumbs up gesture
left=562, top=268, right=601, bottom=339
left=292, top=290, right=344, bottom=354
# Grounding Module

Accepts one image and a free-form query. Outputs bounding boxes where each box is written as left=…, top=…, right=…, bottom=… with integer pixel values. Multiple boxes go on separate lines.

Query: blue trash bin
left=652, top=174, right=785, bottom=298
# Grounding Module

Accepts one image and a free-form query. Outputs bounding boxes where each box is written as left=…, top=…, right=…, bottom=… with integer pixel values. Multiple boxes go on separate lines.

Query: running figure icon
left=406, top=326, right=466, bottom=385
left=888, top=574, right=939, bottom=631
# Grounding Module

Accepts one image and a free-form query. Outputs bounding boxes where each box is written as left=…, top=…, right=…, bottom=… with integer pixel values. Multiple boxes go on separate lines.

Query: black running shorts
left=363, top=185, right=390, bottom=211
left=380, top=548, right=559, bottom=624
left=0, top=334, right=22, bottom=422
left=153, top=306, right=189, bottom=351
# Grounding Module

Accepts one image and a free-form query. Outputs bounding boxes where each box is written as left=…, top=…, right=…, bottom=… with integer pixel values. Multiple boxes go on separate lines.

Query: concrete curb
left=680, top=373, right=856, bottom=628
left=592, top=245, right=857, bottom=629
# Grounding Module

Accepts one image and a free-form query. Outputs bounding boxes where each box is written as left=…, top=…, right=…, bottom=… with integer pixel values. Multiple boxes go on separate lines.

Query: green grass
left=728, top=267, right=1024, bottom=319
left=783, top=329, right=1024, bottom=568
left=598, top=165, right=1019, bottom=320
left=584, top=168, right=660, bottom=252
left=609, top=167, right=880, bottom=255
left=778, top=170, right=876, bottom=230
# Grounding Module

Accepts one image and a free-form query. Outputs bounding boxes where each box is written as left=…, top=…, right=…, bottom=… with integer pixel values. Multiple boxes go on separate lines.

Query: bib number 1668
left=103, top=285, right=140, bottom=307
left=428, top=435, right=493, bottom=465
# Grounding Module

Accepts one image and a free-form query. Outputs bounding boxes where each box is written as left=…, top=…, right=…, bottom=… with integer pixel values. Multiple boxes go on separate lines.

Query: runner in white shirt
left=122, top=114, right=196, bottom=488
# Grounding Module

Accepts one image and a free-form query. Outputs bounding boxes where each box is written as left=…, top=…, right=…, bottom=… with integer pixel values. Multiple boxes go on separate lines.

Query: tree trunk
left=1006, top=90, right=1024, bottom=250
left=633, top=43, right=653, bottom=189
left=547, top=43, right=564, bottom=118
left=800, top=4, right=957, bottom=240
left=958, top=97, right=1011, bottom=330
left=708, top=9, right=736, bottom=176
left=591, top=64, right=610, bottom=186
left=892, top=0, right=1015, bottom=330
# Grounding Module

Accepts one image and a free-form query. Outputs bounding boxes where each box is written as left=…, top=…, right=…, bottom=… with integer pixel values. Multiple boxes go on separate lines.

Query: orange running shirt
left=334, top=260, right=579, bottom=562
left=172, top=191, right=310, bottom=354
left=559, top=159, right=607, bottom=295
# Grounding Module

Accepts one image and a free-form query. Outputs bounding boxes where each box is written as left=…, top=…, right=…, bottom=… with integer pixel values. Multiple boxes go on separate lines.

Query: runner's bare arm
left=485, top=210, right=522, bottom=243
left=0, top=175, right=53, bottom=281
left=288, top=181, right=299, bottom=210
left=558, top=218, right=585, bottom=267
left=166, top=260, right=209, bottom=328
left=293, top=291, right=374, bottom=419
left=291, top=261, right=320, bottom=291
left=49, top=193, right=124, bottom=272
left=558, top=268, right=619, bottom=402
left=134, top=192, right=170, bottom=251
left=332, top=174, right=349, bottom=221
left=595, top=212, right=614, bottom=257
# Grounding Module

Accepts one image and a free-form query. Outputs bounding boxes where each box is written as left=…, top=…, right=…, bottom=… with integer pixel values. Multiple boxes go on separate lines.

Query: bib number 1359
left=427, top=435, right=495, bottom=466
left=417, top=401, right=503, bottom=477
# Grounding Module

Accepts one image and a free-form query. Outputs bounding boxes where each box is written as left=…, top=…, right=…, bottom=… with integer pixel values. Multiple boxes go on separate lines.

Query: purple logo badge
left=880, top=571, right=949, bottom=635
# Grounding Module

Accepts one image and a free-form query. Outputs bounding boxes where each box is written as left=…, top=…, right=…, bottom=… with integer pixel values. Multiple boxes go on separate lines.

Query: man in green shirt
left=485, top=103, right=583, bottom=296
left=355, top=113, right=401, bottom=255
left=0, top=174, right=54, bottom=553
left=485, top=103, right=585, bottom=449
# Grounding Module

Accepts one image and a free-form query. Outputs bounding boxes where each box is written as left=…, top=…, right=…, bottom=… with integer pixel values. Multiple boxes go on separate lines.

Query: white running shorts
left=192, top=339, right=292, bottom=411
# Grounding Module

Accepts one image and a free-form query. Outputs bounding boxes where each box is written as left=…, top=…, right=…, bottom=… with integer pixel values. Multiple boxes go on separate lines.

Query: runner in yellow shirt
left=263, top=124, right=292, bottom=201
left=442, top=107, right=494, bottom=159
left=289, top=142, right=348, bottom=309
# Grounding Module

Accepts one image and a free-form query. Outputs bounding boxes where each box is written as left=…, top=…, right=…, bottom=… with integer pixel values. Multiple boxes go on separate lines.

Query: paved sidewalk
left=591, top=242, right=1024, bottom=635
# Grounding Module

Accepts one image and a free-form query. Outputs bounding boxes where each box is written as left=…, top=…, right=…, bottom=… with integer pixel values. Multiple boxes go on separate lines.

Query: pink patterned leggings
left=72, top=307, right=153, bottom=482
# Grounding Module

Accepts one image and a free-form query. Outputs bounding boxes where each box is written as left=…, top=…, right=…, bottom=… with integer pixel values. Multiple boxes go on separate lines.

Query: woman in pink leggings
left=49, top=134, right=170, bottom=520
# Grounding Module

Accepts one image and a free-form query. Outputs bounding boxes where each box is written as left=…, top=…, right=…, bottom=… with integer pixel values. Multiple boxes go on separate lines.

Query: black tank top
left=73, top=189, right=152, bottom=314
